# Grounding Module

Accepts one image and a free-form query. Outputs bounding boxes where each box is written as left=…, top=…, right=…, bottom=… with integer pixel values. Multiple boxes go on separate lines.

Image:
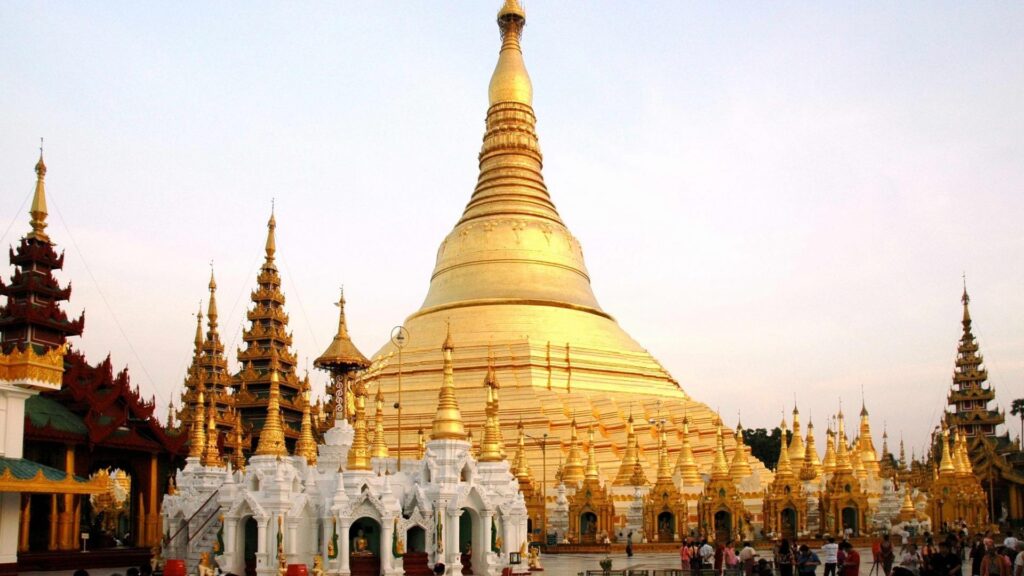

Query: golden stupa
left=373, top=0, right=767, bottom=489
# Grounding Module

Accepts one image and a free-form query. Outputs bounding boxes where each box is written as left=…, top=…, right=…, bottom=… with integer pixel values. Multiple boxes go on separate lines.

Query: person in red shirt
left=841, top=541, right=861, bottom=576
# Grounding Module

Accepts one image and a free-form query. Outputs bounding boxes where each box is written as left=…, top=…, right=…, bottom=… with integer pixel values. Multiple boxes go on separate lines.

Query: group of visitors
left=678, top=535, right=861, bottom=576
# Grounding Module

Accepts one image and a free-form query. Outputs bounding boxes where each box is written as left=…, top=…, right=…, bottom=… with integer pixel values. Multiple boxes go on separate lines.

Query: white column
left=480, top=510, right=493, bottom=575
left=338, top=520, right=351, bottom=575
left=256, top=518, right=269, bottom=571
left=449, top=511, right=461, bottom=576
left=381, top=518, right=393, bottom=573
left=0, top=493, right=21, bottom=565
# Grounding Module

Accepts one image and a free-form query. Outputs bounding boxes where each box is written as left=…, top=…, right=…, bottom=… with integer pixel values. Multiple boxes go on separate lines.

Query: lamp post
left=391, top=325, right=409, bottom=471
left=524, top=432, right=549, bottom=545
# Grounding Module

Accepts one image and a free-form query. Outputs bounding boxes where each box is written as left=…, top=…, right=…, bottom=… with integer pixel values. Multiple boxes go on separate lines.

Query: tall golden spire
left=232, top=420, right=247, bottom=471
left=614, top=414, right=641, bottom=485
left=938, top=424, right=956, bottom=476
left=416, top=428, right=426, bottom=459
left=28, top=145, right=50, bottom=242
left=347, top=378, right=372, bottom=470
left=628, top=428, right=649, bottom=486
left=800, top=419, right=823, bottom=481
left=562, top=416, right=585, bottom=484
left=584, top=426, right=600, bottom=481
left=478, top=356, right=505, bottom=462
left=431, top=326, right=467, bottom=440
left=656, top=425, right=673, bottom=482
left=730, top=420, right=752, bottom=480
left=789, top=405, right=805, bottom=470
left=858, top=400, right=880, bottom=474
left=513, top=422, right=532, bottom=481
left=201, top=387, right=223, bottom=467
left=295, top=374, right=318, bottom=465
left=189, top=375, right=207, bottom=459
left=371, top=382, right=389, bottom=459
left=265, top=207, right=277, bottom=262
left=193, top=302, right=205, bottom=354
left=835, top=410, right=853, bottom=472
left=775, top=417, right=793, bottom=478
left=711, top=418, right=731, bottom=481
left=822, top=422, right=838, bottom=474
left=899, top=436, right=907, bottom=470
left=207, top=269, right=219, bottom=333
left=253, top=357, right=289, bottom=457
left=675, top=414, right=701, bottom=485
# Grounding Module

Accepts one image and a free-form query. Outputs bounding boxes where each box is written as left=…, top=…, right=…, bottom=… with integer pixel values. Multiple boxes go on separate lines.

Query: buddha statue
left=352, top=529, right=373, bottom=556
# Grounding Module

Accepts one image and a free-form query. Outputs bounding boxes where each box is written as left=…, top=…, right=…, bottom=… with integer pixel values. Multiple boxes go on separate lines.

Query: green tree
left=744, top=427, right=788, bottom=469
left=1011, top=399, right=1024, bottom=448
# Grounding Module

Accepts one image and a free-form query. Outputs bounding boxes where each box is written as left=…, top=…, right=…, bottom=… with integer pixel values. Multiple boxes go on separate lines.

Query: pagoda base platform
left=350, top=554, right=380, bottom=576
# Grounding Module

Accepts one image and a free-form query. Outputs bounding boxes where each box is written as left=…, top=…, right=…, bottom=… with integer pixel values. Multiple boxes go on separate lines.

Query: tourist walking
left=740, top=541, right=758, bottom=576
left=626, top=531, right=634, bottom=558
left=823, top=537, right=840, bottom=576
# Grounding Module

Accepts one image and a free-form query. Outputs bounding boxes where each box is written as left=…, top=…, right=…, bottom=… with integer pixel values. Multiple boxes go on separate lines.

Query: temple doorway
left=579, top=511, right=598, bottom=543
left=404, top=526, right=430, bottom=576
left=713, top=510, right=732, bottom=542
left=350, top=517, right=381, bottom=576
left=242, top=517, right=258, bottom=576
left=841, top=507, right=858, bottom=536
left=459, top=508, right=477, bottom=576
left=657, top=511, right=675, bottom=542
left=781, top=508, right=797, bottom=540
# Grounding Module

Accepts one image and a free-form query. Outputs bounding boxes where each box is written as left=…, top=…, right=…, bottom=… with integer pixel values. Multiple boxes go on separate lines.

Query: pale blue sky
left=2, top=2, right=1022, bottom=456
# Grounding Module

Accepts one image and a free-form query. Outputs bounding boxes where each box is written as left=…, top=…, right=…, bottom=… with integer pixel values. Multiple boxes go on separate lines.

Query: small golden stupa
left=372, top=0, right=765, bottom=487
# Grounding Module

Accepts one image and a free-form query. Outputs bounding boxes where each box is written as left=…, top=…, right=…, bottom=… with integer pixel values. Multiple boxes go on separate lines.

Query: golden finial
left=835, top=410, right=852, bottom=471
left=193, top=302, right=205, bottom=355
left=822, top=421, right=838, bottom=474
left=431, top=326, right=466, bottom=440
left=28, top=139, right=50, bottom=242
left=347, top=377, right=372, bottom=470
left=296, top=374, right=318, bottom=465
left=614, top=413, right=640, bottom=485
left=656, top=425, right=672, bottom=482
left=188, top=374, right=207, bottom=459
left=232, top=418, right=247, bottom=471
left=776, top=417, right=793, bottom=478
left=315, top=286, right=370, bottom=369
left=478, top=351, right=505, bottom=462
left=628, top=429, right=648, bottom=486
left=167, top=401, right=176, bottom=429
left=207, top=265, right=219, bottom=335
left=371, top=381, right=389, bottom=459
left=201, top=385, right=223, bottom=467
left=265, top=204, right=277, bottom=262
left=961, top=274, right=972, bottom=325
left=584, top=425, right=600, bottom=481
left=800, top=418, right=823, bottom=481
left=416, top=427, right=426, bottom=459
left=490, top=0, right=532, bottom=106
left=254, top=354, right=289, bottom=457
left=562, top=415, right=584, bottom=483
left=789, top=404, right=805, bottom=468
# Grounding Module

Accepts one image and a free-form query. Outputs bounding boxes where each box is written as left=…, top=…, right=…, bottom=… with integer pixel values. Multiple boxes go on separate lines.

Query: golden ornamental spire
left=371, top=382, right=389, bottom=459
left=347, top=378, right=372, bottom=470
left=316, top=287, right=370, bottom=368
left=776, top=418, right=793, bottom=478
left=789, top=406, right=805, bottom=469
left=513, top=422, right=532, bottom=481
left=189, top=375, right=207, bottom=459
left=207, top=268, right=219, bottom=332
left=656, top=426, right=673, bottom=482
left=193, top=303, right=205, bottom=355
left=584, top=425, right=600, bottom=481
left=938, top=424, right=955, bottom=476
left=614, top=414, right=640, bottom=485
left=253, top=357, right=289, bottom=457
left=232, top=417, right=247, bottom=471
left=416, top=428, right=426, bottom=459
left=730, top=421, right=752, bottom=480
left=822, top=423, right=838, bottom=473
left=295, top=375, right=318, bottom=465
left=201, top=387, right=223, bottom=467
left=835, top=411, right=853, bottom=471
left=562, top=416, right=585, bottom=483
left=858, top=400, right=880, bottom=474
left=899, top=437, right=907, bottom=470
left=629, top=429, right=649, bottom=486
left=711, top=418, right=731, bottom=481
left=28, top=146, right=50, bottom=242
left=675, top=414, right=701, bottom=485
left=478, top=356, right=505, bottom=462
left=491, top=0, right=531, bottom=107
left=431, top=325, right=467, bottom=440
left=265, top=207, right=277, bottom=262
left=952, top=427, right=968, bottom=477
left=899, top=487, right=916, bottom=521
left=800, top=419, right=823, bottom=481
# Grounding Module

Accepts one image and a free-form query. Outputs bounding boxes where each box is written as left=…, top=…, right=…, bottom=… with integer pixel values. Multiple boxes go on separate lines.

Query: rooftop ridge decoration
left=0, top=343, right=67, bottom=390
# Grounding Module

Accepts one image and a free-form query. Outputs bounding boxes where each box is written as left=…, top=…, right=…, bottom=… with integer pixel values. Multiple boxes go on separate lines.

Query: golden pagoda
left=928, top=423, right=987, bottom=530
left=729, top=420, right=753, bottom=481
left=568, top=426, right=614, bottom=543
left=764, top=417, right=806, bottom=539
left=613, top=414, right=648, bottom=486
left=295, top=374, right=319, bottom=465
left=370, top=382, right=389, bottom=460
left=857, top=401, right=881, bottom=475
left=799, top=419, right=823, bottom=482
left=347, top=377, right=371, bottom=471
left=819, top=410, right=869, bottom=536
left=674, top=414, right=702, bottom=487
left=370, top=0, right=764, bottom=488
left=561, top=417, right=585, bottom=486
left=478, top=356, right=506, bottom=462
left=699, top=419, right=744, bottom=542
left=234, top=210, right=303, bottom=451
left=644, top=425, right=687, bottom=542
left=789, top=406, right=806, bottom=472
left=252, top=355, right=289, bottom=458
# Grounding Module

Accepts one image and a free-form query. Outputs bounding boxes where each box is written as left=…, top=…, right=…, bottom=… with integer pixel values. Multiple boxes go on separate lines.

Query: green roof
left=25, top=395, right=88, bottom=435
left=0, top=456, right=76, bottom=482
